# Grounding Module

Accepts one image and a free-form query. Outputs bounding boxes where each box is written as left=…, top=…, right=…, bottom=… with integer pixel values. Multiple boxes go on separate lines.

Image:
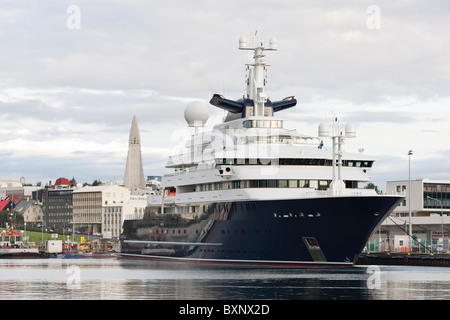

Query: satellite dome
left=345, top=123, right=356, bottom=138
left=318, top=123, right=330, bottom=137
left=269, top=38, right=277, bottom=49
left=239, top=37, right=247, bottom=49
left=184, top=101, right=209, bottom=127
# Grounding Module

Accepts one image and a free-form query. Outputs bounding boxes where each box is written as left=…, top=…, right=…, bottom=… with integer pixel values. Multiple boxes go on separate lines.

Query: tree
left=92, top=179, right=102, bottom=186
left=0, top=211, right=23, bottom=227
left=365, top=183, right=383, bottom=194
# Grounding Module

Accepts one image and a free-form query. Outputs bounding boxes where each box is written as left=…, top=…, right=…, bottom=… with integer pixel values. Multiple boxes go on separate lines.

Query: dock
left=356, top=252, right=450, bottom=267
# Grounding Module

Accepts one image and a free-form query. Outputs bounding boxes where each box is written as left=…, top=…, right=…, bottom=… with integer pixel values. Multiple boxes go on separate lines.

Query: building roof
left=14, top=200, right=37, bottom=214
left=8, top=194, right=29, bottom=204
left=387, top=178, right=450, bottom=184
left=0, top=200, right=9, bottom=211
left=55, top=177, right=71, bottom=186
left=73, top=185, right=129, bottom=193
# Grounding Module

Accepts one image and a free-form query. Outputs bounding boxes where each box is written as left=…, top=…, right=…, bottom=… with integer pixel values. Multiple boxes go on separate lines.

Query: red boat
left=0, top=214, right=40, bottom=259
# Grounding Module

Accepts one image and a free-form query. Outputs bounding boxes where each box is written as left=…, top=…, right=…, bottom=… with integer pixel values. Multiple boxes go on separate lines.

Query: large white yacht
left=119, top=34, right=403, bottom=267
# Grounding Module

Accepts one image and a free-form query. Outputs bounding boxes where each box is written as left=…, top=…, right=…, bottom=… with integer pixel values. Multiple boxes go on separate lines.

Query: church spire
left=124, top=115, right=145, bottom=191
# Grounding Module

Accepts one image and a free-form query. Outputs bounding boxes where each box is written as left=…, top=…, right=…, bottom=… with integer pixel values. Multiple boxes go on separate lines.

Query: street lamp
left=427, top=196, right=445, bottom=252
left=408, top=150, right=413, bottom=250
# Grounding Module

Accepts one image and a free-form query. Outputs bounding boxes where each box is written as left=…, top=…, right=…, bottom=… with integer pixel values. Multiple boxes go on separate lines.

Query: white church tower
left=124, top=115, right=146, bottom=191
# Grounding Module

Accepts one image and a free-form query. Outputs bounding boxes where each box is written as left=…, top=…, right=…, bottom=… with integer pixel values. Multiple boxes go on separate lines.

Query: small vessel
left=0, top=215, right=40, bottom=259
left=119, top=34, right=403, bottom=267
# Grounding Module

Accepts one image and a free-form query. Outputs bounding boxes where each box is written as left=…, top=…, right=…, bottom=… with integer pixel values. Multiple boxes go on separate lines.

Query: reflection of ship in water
left=119, top=34, right=403, bottom=267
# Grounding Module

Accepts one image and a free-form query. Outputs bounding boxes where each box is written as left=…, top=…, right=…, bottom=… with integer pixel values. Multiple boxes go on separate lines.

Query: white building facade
left=102, top=194, right=147, bottom=238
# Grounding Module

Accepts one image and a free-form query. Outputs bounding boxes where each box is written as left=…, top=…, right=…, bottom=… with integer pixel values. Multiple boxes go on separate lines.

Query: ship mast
left=239, top=33, right=277, bottom=117
left=319, top=118, right=356, bottom=196
left=209, top=34, right=296, bottom=119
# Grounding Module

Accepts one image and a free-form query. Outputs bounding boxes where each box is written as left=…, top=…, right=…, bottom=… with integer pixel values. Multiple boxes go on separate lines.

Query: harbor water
left=0, top=258, right=449, bottom=301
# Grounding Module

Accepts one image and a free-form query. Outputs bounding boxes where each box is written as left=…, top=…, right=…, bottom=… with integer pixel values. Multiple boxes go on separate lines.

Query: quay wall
left=356, top=253, right=450, bottom=267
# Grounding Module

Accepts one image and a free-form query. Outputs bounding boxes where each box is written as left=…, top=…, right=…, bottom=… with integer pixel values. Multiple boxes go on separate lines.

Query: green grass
left=1, top=228, right=82, bottom=246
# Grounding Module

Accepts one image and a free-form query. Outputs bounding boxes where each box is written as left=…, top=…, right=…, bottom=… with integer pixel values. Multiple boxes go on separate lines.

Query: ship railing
left=344, top=189, right=372, bottom=196
left=167, top=129, right=320, bottom=166
left=164, top=164, right=216, bottom=177
left=303, top=190, right=328, bottom=198
left=304, top=189, right=379, bottom=198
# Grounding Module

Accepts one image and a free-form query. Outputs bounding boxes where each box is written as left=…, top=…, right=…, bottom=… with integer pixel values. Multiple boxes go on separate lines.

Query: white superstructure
left=149, top=34, right=377, bottom=213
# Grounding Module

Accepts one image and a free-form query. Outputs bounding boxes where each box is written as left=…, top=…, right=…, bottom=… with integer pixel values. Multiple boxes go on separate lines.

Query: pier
left=356, top=252, right=450, bottom=267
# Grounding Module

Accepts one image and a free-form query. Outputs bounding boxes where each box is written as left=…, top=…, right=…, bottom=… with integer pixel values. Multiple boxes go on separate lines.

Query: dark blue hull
left=120, top=195, right=402, bottom=267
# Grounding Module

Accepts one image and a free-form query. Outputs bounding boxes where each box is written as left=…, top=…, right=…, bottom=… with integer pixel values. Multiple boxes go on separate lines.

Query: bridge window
left=243, top=120, right=283, bottom=129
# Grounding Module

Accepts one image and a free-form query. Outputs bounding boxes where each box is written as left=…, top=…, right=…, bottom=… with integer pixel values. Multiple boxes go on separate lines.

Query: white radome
left=184, top=101, right=209, bottom=127
left=318, top=122, right=330, bottom=137
left=345, top=123, right=356, bottom=138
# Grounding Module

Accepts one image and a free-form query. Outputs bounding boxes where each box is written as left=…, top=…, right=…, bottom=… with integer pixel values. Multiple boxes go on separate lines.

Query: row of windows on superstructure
left=179, top=179, right=359, bottom=193
left=217, top=158, right=373, bottom=167
left=242, top=119, right=283, bottom=129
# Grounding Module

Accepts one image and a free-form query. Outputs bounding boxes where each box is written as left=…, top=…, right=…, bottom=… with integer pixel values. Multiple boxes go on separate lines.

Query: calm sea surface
left=0, top=258, right=449, bottom=300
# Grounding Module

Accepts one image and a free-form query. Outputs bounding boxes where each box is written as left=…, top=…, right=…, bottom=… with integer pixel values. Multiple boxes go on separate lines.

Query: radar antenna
left=238, top=33, right=277, bottom=117
left=209, top=34, right=296, bottom=120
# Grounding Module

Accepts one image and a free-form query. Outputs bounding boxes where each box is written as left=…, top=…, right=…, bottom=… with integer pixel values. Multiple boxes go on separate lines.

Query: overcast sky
left=1, top=0, right=450, bottom=190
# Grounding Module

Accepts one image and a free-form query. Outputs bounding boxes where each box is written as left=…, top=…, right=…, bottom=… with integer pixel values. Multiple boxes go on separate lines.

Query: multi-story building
left=102, top=194, right=147, bottom=238
left=366, top=179, right=450, bottom=253
left=40, top=177, right=77, bottom=232
left=42, top=187, right=74, bottom=231
left=0, top=185, right=42, bottom=202
left=0, top=180, right=23, bottom=200
left=73, top=185, right=131, bottom=234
